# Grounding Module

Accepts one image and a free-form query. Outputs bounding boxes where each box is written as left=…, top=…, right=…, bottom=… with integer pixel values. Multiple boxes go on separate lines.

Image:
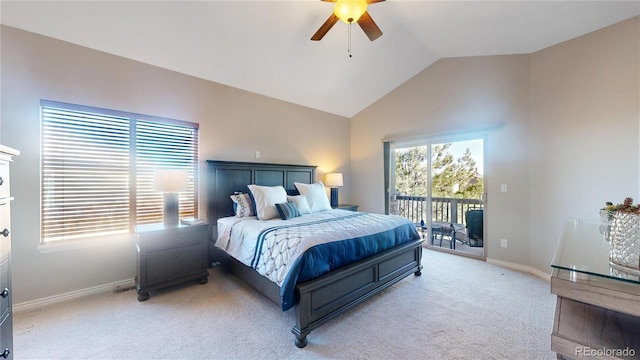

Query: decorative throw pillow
left=275, top=202, right=301, bottom=220
left=293, top=181, right=332, bottom=213
left=247, top=184, right=288, bottom=220
left=230, top=193, right=254, bottom=218
left=286, top=195, right=312, bottom=214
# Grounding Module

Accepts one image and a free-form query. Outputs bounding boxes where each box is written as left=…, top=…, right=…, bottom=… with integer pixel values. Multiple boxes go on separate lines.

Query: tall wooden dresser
left=0, top=145, right=19, bottom=360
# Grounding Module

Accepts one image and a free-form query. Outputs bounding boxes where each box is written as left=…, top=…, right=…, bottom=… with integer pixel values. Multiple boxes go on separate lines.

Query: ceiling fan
left=311, top=0, right=385, bottom=42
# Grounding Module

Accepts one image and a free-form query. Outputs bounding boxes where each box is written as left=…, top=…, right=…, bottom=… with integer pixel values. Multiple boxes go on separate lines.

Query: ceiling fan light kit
left=334, top=0, right=367, bottom=24
left=311, top=0, right=384, bottom=42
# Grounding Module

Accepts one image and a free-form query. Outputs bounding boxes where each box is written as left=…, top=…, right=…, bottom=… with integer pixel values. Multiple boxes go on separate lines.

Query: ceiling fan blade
left=357, top=11, right=383, bottom=41
left=311, top=13, right=339, bottom=41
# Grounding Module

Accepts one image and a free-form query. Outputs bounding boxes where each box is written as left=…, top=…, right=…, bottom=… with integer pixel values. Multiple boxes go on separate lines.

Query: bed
left=206, top=160, right=423, bottom=347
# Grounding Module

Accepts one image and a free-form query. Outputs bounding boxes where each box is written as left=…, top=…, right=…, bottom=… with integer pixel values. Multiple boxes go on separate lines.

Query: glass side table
left=551, top=219, right=640, bottom=283
left=550, top=219, right=640, bottom=359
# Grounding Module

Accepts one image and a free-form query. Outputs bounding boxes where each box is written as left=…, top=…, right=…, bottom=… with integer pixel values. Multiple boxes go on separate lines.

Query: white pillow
left=294, top=181, right=332, bottom=213
left=247, top=184, right=288, bottom=220
left=287, top=195, right=312, bottom=214
left=230, top=193, right=254, bottom=218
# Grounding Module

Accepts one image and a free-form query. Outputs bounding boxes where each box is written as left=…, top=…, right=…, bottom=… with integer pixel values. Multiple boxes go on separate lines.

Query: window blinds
left=41, top=100, right=198, bottom=243
left=135, top=120, right=198, bottom=225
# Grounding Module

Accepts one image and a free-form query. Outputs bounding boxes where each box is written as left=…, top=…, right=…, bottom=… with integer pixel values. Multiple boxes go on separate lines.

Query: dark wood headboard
left=205, top=160, right=317, bottom=239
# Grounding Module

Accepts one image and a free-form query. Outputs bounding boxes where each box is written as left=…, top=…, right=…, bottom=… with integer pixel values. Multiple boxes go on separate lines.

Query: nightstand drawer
left=146, top=244, right=202, bottom=285
left=137, top=224, right=208, bottom=251
left=164, top=227, right=207, bottom=246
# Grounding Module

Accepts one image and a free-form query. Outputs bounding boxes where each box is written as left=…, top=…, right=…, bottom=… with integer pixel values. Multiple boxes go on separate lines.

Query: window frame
left=40, top=99, right=199, bottom=244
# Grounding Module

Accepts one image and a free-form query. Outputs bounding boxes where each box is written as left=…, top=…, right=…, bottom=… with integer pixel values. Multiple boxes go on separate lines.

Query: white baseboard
left=486, top=258, right=552, bottom=282
left=14, top=278, right=136, bottom=314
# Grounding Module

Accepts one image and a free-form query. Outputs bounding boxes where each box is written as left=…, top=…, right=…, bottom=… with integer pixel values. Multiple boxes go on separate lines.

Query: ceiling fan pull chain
left=348, top=22, right=353, bottom=58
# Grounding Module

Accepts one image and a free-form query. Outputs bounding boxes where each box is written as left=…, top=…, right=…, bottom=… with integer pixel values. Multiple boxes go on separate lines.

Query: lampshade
left=153, top=169, right=189, bottom=193
left=325, top=173, right=344, bottom=188
left=333, top=0, right=367, bottom=24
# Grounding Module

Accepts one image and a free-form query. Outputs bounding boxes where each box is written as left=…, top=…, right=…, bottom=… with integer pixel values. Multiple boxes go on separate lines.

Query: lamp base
left=164, top=193, right=179, bottom=226
left=330, top=188, right=339, bottom=208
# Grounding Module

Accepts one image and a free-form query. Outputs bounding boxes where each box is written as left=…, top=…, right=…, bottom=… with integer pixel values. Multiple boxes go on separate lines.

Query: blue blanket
left=249, top=212, right=421, bottom=311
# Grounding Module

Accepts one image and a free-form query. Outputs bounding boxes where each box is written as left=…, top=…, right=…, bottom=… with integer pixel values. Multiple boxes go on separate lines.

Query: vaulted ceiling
left=2, top=1, right=638, bottom=118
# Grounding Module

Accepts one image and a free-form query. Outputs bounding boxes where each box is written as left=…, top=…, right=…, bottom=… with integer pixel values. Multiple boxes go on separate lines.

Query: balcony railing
left=392, top=195, right=483, bottom=226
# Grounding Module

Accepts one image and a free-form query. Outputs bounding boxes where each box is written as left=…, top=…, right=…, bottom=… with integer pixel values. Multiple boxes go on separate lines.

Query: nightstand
left=135, top=222, right=210, bottom=301
left=333, top=204, right=359, bottom=212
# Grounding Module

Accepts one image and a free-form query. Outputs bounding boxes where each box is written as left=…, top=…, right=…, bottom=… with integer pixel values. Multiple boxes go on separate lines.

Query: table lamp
left=153, top=169, right=189, bottom=226
left=324, top=173, right=343, bottom=208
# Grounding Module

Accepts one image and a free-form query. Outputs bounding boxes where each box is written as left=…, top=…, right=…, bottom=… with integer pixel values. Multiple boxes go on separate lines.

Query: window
left=41, top=100, right=199, bottom=243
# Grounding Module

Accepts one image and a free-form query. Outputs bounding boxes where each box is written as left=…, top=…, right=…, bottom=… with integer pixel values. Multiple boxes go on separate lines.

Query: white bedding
left=216, top=209, right=414, bottom=286
left=216, top=209, right=356, bottom=266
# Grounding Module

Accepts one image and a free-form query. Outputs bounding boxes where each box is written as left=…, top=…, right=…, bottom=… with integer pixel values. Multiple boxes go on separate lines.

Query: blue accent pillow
left=275, top=202, right=301, bottom=220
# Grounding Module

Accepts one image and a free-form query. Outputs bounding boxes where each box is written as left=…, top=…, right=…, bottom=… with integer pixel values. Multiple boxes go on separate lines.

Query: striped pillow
left=275, top=202, right=301, bottom=220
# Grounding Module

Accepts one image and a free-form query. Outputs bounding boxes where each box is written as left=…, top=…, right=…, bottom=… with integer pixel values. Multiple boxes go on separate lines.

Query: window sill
left=37, top=233, right=136, bottom=254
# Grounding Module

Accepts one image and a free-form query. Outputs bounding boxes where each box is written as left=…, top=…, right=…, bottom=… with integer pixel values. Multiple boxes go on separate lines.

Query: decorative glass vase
left=609, top=212, right=640, bottom=272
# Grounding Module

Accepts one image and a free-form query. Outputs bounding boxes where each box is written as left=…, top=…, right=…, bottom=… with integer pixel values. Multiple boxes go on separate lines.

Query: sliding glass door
left=388, top=136, right=485, bottom=258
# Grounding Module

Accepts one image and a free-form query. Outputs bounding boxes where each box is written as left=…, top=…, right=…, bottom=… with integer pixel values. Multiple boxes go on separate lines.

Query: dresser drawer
left=0, top=311, right=11, bottom=360
left=146, top=244, right=202, bottom=285
left=0, top=260, right=8, bottom=321
left=0, top=162, right=8, bottom=200
left=0, top=205, right=9, bottom=262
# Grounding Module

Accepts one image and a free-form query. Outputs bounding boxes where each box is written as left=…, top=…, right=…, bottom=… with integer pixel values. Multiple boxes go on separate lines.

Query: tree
left=394, top=143, right=483, bottom=199
left=455, top=148, right=483, bottom=199
left=432, top=145, right=483, bottom=199
left=394, top=146, right=428, bottom=196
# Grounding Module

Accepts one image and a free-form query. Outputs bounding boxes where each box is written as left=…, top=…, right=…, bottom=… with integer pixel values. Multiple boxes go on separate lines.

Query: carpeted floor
left=14, top=249, right=557, bottom=360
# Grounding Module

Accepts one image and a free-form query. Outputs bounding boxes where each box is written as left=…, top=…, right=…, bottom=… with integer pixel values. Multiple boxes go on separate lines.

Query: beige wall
left=527, top=17, right=640, bottom=272
left=351, top=17, right=639, bottom=273
left=0, top=25, right=351, bottom=304
left=351, top=55, right=532, bottom=265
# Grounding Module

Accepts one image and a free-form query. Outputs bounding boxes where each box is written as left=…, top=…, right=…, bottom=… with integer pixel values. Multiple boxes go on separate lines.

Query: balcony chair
left=417, top=219, right=448, bottom=248
left=465, top=209, right=483, bottom=247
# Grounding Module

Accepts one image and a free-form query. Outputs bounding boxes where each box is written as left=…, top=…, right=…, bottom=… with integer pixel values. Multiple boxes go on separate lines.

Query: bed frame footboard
left=292, top=239, right=423, bottom=348
left=212, top=239, right=422, bottom=348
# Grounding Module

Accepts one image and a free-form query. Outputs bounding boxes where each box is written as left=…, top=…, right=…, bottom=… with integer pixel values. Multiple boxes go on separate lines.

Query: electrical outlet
left=255, top=151, right=260, bottom=159
left=501, top=184, right=508, bottom=192
left=501, top=239, right=508, bottom=248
